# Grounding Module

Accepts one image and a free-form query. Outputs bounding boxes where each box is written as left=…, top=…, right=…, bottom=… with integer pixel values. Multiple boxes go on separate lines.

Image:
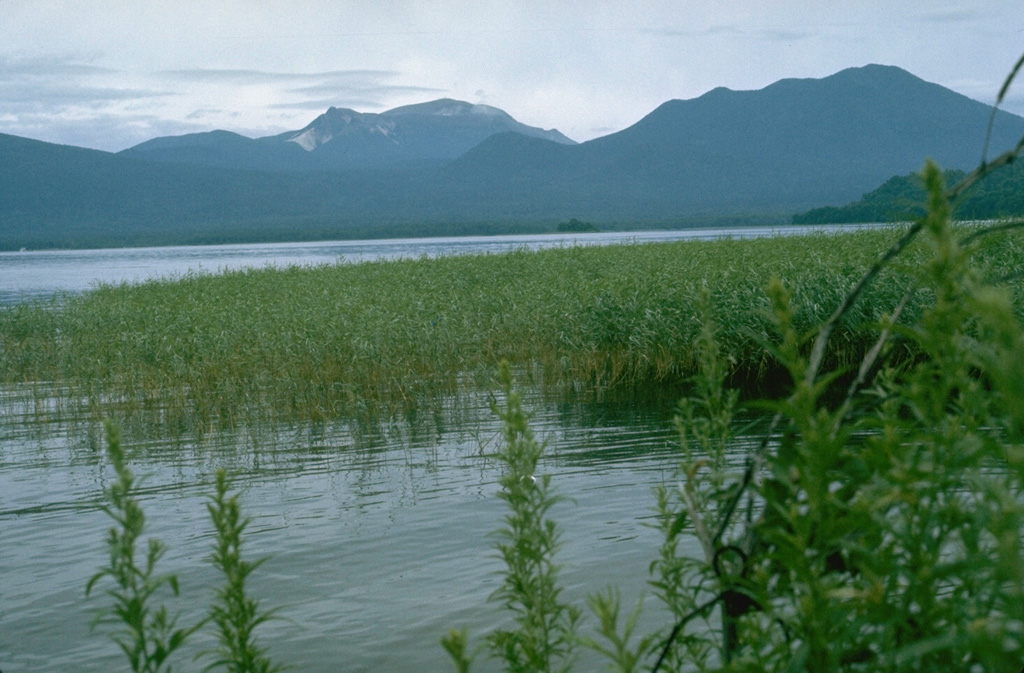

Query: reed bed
left=3, top=225, right=1023, bottom=431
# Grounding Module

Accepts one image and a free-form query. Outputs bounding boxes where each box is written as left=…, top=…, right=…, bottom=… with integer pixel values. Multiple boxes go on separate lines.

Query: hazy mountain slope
left=120, top=129, right=313, bottom=172
left=793, top=159, right=1024, bottom=224
left=0, top=133, right=410, bottom=248
left=440, top=64, right=1024, bottom=217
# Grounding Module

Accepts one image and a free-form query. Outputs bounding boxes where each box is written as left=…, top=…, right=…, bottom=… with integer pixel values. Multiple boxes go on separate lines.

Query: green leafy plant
left=445, top=362, right=580, bottom=673
left=639, top=145, right=1024, bottom=670
left=579, top=587, right=659, bottom=673
left=647, top=292, right=746, bottom=671
left=86, top=420, right=203, bottom=673
left=203, top=468, right=281, bottom=673
left=88, top=423, right=280, bottom=673
left=487, top=361, right=581, bottom=673
left=708, top=161, right=1024, bottom=672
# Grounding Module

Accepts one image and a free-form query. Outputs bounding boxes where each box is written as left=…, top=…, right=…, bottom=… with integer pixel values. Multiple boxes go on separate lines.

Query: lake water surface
left=0, top=228, right=821, bottom=671
left=0, top=386, right=757, bottom=672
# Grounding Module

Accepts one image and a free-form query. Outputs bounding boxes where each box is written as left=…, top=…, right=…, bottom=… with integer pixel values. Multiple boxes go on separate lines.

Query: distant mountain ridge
left=4, top=64, right=1024, bottom=250
left=436, top=64, right=1024, bottom=217
left=123, top=98, right=575, bottom=171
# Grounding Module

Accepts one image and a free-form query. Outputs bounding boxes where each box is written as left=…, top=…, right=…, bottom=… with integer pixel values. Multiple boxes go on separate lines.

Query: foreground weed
left=86, top=421, right=202, bottom=673
left=489, top=362, right=580, bottom=673
left=203, top=469, right=281, bottom=673
left=649, top=295, right=745, bottom=671
left=444, top=362, right=580, bottom=673
left=652, top=164, right=1024, bottom=672
left=579, top=588, right=658, bottom=673
left=88, top=425, right=280, bottom=673
left=440, top=628, right=474, bottom=673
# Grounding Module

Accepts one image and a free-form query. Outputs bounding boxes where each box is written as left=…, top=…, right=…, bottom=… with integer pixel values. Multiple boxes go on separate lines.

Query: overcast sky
left=2, top=1, right=1024, bottom=152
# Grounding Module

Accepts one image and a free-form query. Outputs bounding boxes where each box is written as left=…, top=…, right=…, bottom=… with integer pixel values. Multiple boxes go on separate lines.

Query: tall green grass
left=5, top=225, right=1024, bottom=434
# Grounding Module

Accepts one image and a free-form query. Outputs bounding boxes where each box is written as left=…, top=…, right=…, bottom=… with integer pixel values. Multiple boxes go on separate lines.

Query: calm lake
left=2, top=387, right=755, bottom=672
left=0, top=225, right=874, bottom=305
left=0, top=228, right=832, bottom=671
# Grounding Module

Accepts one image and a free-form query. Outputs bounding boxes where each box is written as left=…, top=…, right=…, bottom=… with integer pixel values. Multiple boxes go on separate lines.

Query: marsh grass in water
left=6, top=224, right=1024, bottom=436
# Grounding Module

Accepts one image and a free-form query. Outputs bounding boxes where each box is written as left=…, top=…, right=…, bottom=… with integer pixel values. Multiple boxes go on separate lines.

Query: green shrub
left=86, top=421, right=202, bottom=673
left=88, top=424, right=280, bottom=673
left=204, top=469, right=281, bottom=673
left=452, top=160, right=1024, bottom=672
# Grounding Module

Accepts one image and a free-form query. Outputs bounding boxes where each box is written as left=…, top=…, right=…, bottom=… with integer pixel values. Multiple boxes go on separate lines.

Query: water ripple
left=0, top=388, right=717, bottom=672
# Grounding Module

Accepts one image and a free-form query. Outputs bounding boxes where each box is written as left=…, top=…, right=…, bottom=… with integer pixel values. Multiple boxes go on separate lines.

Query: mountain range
left=122, top=99, right=575, bottom=172
left=2, top=64, right=1023, bottom=250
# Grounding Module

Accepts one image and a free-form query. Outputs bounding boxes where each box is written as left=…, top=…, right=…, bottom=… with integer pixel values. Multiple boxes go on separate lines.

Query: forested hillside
left=793, top=160, right=1024, bottom=224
